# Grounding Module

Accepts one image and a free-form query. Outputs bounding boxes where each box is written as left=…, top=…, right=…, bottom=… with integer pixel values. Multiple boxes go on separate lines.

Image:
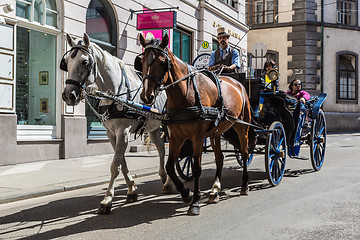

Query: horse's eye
left=82, top=60, right=89, bottom=65
left=159, top=56, right=166, bottom=63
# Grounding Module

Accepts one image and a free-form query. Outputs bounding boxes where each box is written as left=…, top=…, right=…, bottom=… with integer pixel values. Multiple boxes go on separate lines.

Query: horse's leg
left=116, top=126, right=139, bottom=203
left=188, top=138, right=203, bottom=215
left=208, top=135, right=223, bottom=204
left=234, top=124, right=250, bottom=195
left=165, top=136, right=192, bottom=203
left=98, top=130, right=118, bottom=214
left=149, top=128, right=172, bottom=194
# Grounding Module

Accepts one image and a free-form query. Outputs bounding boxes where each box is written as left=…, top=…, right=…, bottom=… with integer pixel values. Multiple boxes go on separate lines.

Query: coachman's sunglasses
left=293, top=83, right=302, bottom=86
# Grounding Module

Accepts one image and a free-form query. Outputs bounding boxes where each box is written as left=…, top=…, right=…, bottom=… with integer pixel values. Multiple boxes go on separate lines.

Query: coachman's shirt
left=208, top=46, right=240, bottom=73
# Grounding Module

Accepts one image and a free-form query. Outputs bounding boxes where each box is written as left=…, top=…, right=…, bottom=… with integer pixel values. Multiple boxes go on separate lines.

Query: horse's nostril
left=69, top=92, right=77, bottom=101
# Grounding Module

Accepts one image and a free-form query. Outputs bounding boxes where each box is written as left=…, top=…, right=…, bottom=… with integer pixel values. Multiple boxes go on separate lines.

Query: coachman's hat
left=217, top=27, right=230, bottom=38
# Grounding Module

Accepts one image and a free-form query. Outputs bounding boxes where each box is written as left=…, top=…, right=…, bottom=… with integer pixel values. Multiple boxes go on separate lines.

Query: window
left=212, top=39, right=219, bottom=51
left=337, top=52, right=358, bottom=102
left=220, top=0, right=237, bottom=8
left=16, top=0, right=58, bottom=27
left=173, top=28, right=192, bottom=64
left=337, top=0, right=357, bottom=25
left=86, top=0, right=117, bottom=54
left=86, top=0, right=117, bottom=139
left=248, top=50, right=278, bottom=78
left=16, top=27, right=57, bottom=126
left=246, top=0, right=277, bottom=25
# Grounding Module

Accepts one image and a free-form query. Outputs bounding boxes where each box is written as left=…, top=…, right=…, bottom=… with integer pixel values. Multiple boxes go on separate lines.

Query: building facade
left=0, top=0, right=248, bottom=165
left=246, top=0, right=360, bottom=132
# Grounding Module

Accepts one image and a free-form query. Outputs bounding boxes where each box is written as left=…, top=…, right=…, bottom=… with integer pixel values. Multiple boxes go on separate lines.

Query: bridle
left=60, top=41, right=97, bottom=91
left=136, top=41, right=172, bottom=92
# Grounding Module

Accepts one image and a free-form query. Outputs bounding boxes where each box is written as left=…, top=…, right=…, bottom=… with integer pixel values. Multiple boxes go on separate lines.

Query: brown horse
left=138, top=34, right=255, bottom=215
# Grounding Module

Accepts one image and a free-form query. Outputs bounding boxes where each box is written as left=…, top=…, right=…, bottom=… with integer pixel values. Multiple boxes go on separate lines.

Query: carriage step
left=289, top=155, right=309, bottom=160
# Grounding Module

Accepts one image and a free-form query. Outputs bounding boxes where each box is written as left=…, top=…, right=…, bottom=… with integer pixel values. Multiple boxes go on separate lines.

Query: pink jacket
left=286, top=90, right=310, bottom=101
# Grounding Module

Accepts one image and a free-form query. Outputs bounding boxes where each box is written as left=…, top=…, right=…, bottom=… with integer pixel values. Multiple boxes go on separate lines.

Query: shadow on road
left=0, top=165, right=312, bottom=239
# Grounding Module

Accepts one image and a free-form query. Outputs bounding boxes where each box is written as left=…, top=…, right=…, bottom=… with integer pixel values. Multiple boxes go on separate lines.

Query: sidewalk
left=0, top=149, right=218, bottom=204
left=0, top=150, right=162, bottom=204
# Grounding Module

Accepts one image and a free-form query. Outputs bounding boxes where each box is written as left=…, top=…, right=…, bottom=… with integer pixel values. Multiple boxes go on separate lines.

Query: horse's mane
left=87, top=40, right=167, bottom=109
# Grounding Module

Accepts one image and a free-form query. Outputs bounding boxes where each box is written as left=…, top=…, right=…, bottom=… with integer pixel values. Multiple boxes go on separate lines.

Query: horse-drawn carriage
left=61, top=33, right=326, bottom=215
left=176, top=72, right=327, bottom=186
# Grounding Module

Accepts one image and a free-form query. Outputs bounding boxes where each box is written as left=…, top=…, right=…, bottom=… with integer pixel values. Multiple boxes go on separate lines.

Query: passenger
left=208, top=27, right=240, bottom=73
left=262, top=59, right=279, bottom=90
left=286, top=79, right=310, bottom=104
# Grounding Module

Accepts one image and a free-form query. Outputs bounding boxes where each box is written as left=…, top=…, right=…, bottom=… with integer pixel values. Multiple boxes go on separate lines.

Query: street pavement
left=0, top=132, right=358, bottom=205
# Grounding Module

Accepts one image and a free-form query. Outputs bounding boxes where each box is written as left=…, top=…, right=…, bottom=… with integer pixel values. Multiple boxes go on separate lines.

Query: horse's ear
left=139, top=33, right=146, bottom=48
left=160, top=34, right=169, bottom=49
left=83, top=33, right=90, bottom=48
left=66, top=34, right=75, bottom=47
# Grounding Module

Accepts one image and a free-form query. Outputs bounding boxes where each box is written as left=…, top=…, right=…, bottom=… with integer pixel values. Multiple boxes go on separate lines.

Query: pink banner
left=137, top=11, right=176, bottom=30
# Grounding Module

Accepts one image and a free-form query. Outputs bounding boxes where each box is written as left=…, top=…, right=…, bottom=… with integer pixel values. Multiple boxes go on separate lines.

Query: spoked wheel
left=265, top=121, right=287, bottom=186
left=176, top=140, right=194, bottom=181
left=236, top=152, right=254, bottom=168
left=310, top=109, right=326, bottom=171
left=176, top=155, right=194, bottom=181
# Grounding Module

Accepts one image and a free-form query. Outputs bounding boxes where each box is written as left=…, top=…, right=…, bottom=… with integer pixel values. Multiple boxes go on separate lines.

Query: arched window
left=16, top=0, right=58, bottom=27
left=86, top=0, right=117, bottom=54
left=86, top=0, right=117, bottom=139
left=336, top=52, right=358, bottom=102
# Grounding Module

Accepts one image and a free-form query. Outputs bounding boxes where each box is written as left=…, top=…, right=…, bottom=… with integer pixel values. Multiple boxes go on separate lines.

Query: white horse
left=61, top=33, right=172, bottom=214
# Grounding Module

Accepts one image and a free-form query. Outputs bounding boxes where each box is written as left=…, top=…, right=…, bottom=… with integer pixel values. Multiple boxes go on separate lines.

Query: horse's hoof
left=182, top=191, right=193, bottom=204
left=162, top=185, right=173, bottom=194
left=98, top=202, right=112, bottom=214
left=187, top=202, right=200, bottom=216
left=126, top=193, right=138, bottom=203
left=208, top=192, right=219, bottom=204
left=240, top=187, right=249, bottom=195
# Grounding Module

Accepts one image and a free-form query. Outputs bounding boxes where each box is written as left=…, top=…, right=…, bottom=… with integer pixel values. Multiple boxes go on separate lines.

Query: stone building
left=246, top=0, right=360, bottom=132
left=0, top=0, right=248, bottom=165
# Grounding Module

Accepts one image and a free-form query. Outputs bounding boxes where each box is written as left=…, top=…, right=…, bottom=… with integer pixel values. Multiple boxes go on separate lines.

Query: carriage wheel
left=236, top=152, right=254, bottom=168
left=176, top=155, right=194, bottom=181
left=265, top=121, right=287, bottom=186
left=310, top=109, right=326, bottom=171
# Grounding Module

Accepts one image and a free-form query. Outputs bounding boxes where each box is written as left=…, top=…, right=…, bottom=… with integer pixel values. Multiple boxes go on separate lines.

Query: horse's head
left=61, top=33, right=97, bottom=106
left=137, top=34, right=170, bottom=105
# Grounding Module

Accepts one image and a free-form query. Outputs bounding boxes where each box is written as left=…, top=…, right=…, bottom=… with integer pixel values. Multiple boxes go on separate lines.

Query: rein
left=159, top=68, right=205, bottom=91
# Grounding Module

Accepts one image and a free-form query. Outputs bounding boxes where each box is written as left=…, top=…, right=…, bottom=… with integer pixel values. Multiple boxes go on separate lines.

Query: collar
left=220, top=46, right=230, bottom=53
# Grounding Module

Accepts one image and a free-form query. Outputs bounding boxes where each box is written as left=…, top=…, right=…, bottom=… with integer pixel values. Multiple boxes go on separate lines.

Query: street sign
left=202, top=41, right=210, bottom=49
left=192, top=53, right=211, bottom=69
left=199, top=41, right=212, bottom=54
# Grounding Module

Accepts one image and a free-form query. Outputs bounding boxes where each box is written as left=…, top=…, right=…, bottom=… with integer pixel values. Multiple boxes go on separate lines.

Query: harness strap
left=187, top=64, right=206, bottom=118
left=225, top=115, right=264, bottom=130
left=65, top=79, right=83, bottom=87
left=121, top=67, right=132, bottom=100
left=144, top=74, right=163, bottom=86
